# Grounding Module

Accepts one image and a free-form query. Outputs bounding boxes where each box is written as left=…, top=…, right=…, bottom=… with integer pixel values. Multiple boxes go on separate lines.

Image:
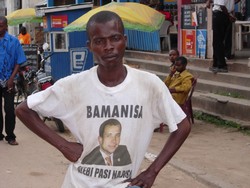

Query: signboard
left=22, top=44, right=38, bottom=70
left=182, top=29, right=196, bottom=56
left=51, top=15, right=68, bottom=28
left=196, top=29, right=207, bottom=59
left=181, top=5, right=207, bottom=29
left=181, top=5, right=195, bottom=29
left=197, top=7, right=207, bottom=29
left=70, top=47, right=89, bottom=73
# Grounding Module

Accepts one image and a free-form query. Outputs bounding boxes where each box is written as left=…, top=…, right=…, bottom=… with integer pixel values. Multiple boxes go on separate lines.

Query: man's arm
left=206, top=0, right=213, bottom=8
left=164, top=66, right=176, bottom=86
left=15, top=101, right=83, bottom=162
left=7, top=64, right=20, bottom=91
left=128, top=117, right=191, bottom=187
left=169, top=74, right=193, bottom=94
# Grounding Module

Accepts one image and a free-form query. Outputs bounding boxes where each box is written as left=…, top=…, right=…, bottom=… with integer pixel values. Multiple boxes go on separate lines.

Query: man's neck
left=97, top=65, right=127, bottom=87
left=0, top=31, right=6, bottom=39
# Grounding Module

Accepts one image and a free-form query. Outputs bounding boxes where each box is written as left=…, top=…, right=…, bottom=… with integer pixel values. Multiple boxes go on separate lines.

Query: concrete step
left=125, top=57, right=250, bottom=87
left=193, top=91, right=250, bottom=126
left=135, top=67, right=250, bottom=100
left=196, top=79, right=250, bottom=100
left=125, top=50, right=250, bottom=74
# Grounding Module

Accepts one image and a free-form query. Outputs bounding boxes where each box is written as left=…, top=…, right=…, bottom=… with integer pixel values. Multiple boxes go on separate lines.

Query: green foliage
left=194, top=111, right=250, bottom=135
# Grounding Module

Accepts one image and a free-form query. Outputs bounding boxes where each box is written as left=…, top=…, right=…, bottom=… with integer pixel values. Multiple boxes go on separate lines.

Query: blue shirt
left=0, top=32, right=26, bottom=81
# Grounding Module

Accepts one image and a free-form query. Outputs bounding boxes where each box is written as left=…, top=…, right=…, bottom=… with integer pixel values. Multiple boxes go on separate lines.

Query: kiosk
left=36, top=2, right=93, bottom=81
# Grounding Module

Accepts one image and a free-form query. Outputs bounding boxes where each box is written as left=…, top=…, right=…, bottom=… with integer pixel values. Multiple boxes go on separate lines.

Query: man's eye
left=111, top=35, right=121, bottom=42
left=94, top=39, right=104, bottom=45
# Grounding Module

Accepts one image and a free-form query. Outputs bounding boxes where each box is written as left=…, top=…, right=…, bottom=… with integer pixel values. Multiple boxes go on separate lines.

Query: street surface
left=1, top=118, right=250, bottom=188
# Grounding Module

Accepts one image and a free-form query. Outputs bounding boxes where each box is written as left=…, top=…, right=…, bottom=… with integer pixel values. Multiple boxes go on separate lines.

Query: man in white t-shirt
left=16, top=11, right=191, bottom=188
left=207, top=0, right=236, bottom=73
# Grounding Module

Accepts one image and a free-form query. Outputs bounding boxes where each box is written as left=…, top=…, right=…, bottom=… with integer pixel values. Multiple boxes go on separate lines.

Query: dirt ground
left=1, top=118, right=250, bottom=188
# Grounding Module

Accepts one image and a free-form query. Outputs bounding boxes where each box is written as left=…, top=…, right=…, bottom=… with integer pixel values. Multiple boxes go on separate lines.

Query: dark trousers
left=212, top=11, right=230, bottom=68
left=0, top=87, right=16, bottom=141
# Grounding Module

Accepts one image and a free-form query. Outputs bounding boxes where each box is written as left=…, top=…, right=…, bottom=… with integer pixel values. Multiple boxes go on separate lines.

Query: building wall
left=0, top=0, right=5, bottom=16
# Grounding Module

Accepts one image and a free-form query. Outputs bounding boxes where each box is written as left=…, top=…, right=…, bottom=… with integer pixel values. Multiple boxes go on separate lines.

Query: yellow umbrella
left=6, top=8, right=42, bottom=26
left=64, top=2, right=165, bottom=32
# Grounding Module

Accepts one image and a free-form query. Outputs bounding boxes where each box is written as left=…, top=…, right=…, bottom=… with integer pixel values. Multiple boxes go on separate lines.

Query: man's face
left=87, top=20, right=127, bottom=68
left=169, top=50, right=179, bottom=64
left=0, top=20, right=7, bottom=37
left=174, top=60, right=185, bottom=73
left=99, top=124, right=121, bottom=155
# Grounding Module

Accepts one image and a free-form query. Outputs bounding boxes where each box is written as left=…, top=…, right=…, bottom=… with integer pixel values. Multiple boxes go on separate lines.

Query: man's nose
left=104, top=40, right=114, bottom=50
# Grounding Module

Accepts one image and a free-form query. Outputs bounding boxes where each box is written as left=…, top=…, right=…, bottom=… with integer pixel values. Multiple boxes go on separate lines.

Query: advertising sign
left=70, top=47, right=89, bottom=73
left=196, top=29, right=207, bottom=59
left=51, top=15, right=68, bottom=28
left=182, top=29, right=196, bottom=56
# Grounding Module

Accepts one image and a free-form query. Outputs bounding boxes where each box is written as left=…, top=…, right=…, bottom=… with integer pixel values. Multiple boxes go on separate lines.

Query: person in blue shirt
left=0, top=16, right=26, bottom=145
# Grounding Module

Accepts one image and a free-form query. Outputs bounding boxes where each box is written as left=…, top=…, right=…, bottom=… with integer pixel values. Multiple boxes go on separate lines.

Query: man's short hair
left=175, top=56, right=188, bottom=65
left=0, top=16, right=7, bottom=25
left=170, top=49, right=180, bottom=56
left=99, top=119, right=122, bottom=137
left=86, top=11, right=124, bottom=39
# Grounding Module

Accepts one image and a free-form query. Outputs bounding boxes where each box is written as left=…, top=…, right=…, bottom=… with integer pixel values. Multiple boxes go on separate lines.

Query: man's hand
left=229, top=15, right=236, bottom=22
left=169, top=66, right=176, bottom=77
left=206, top=0, right=212, bottom=9
left=169, top=88, right=176, bottom=93
left=7, top=78, right=14, bottom=93
left=125, top=168, right=158, bottom=188
left=60, top=142, right=83, bottom=162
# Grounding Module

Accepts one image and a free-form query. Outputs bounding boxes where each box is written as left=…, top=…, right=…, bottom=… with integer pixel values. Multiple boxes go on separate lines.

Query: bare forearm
left=15, top=101, right=68, bottom=150
left=128, top=118, right=191, bottom=187
left=16, top=101, right=83, bottom=162
left=148, top=118, right=191, bottom=174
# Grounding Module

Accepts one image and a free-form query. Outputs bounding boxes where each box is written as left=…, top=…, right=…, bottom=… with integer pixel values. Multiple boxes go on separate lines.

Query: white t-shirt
left=213, top=0, right=226, bottom=11
left=27, top=65, right=186, bottom=188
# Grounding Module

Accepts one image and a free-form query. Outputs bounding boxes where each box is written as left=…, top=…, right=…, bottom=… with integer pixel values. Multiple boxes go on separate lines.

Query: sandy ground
left=1, top=118, right=250, bottom=188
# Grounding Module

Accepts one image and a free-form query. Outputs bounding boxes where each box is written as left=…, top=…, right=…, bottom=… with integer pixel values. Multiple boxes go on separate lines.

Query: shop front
left=35, top=2, right=94, bottom=81
left=177, top=0, right=250, bottom=59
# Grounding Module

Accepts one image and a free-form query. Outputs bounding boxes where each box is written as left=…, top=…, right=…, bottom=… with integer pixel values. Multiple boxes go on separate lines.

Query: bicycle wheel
left=14, top=85, right=27, bottom=106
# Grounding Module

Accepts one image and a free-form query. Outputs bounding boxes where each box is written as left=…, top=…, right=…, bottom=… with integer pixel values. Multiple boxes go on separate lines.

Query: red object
left=158, top=10, right=173, bottom=23
left=41, top=82, right=52, bottom=90
left=51, top=15, right=68, bottom=28
left=182, top=29, right=196, bottom=56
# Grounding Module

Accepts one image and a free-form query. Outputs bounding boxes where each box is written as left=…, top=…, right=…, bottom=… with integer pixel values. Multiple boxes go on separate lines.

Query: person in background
left=164, top=56, right=193, bottom=106
left=18, top=26, right=31, bottom=45
left=169, top=49, right=179, bottom=67
left=207, top=0, right=236, bottom=73
left=15, top=11, right=191, bottom=188
left=0, top=16, right=27, bottom=145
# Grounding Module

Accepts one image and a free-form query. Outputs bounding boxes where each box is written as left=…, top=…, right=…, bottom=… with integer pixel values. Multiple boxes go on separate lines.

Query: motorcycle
left=14, top=61, right=36, bottom=106
left=32, top=44, right=65, bottom=133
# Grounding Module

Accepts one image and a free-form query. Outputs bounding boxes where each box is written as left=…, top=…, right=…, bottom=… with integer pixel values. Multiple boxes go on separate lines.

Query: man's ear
left=124, top=34, right=127, bottom=43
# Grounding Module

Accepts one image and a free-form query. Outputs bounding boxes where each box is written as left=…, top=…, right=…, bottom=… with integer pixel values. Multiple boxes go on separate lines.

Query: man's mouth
left=104, top=54, right=117, bottom=60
